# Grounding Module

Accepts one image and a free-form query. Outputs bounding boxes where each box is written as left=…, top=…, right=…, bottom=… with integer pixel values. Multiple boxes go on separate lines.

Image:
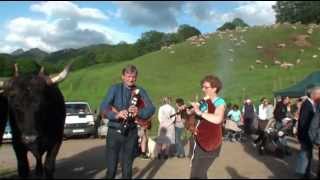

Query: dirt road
left=0, top=137, right=318, bottom=179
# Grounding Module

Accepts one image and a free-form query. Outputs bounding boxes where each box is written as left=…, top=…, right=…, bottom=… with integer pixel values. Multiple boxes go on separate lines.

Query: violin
left=171, top=98, right=209, bottom=135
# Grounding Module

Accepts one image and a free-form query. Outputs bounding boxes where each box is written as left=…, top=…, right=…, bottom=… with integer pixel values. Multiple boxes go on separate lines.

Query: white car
left=64, top=102, right=97, bottom=138
left=3, top=122, right=12, bottom=142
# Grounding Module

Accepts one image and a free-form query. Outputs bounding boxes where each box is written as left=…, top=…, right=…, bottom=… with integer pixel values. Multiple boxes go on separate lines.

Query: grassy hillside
left=59, top=24, right=320, bottom=136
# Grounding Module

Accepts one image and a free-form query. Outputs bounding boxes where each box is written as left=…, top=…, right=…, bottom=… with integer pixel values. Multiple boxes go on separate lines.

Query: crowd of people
left=138, top=94, right=307, bottom=162
left=222, top=89, right=320, bottom=178
left=143, top=88, right=319, bottom=179
left=99, top=64, right=320, bottom=179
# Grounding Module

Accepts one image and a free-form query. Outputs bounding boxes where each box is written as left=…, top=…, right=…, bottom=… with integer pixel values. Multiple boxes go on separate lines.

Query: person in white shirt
left=254, top=98, right=275, bottom=146
left=265, top=102, right=275, bottom=129
left=156, top=96, right=176, bottom=159
left=258, top=97, right=269, bottom=131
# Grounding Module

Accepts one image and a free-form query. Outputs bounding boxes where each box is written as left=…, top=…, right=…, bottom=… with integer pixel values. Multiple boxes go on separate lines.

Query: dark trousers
left=190, top=142, right=221, bottom=179
left=106, top=127, right=138, bottom=179
left=296, top=142, right=313, bottom=178
left=318, top=148, right=320, bottom=178
left=258, top=120, right=269, bottom=131
left=175, top=127, right=185, bottom=156
left=244, top=117, right=253, bottom=136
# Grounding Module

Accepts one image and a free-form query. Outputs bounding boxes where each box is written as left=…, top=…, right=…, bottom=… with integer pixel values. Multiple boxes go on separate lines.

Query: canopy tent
left=273, top=71, right=320, bottom=98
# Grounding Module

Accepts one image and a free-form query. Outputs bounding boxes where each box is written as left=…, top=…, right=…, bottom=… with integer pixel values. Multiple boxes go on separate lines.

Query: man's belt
left=108, top=121, right=137, bottom=136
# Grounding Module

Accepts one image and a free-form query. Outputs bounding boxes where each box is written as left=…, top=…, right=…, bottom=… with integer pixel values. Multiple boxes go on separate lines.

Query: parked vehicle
left=64, top=102, right=97, bottom=138
left=3, top=121, right=12, bottom=142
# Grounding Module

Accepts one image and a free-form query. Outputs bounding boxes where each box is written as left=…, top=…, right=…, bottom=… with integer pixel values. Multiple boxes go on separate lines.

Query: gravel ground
left=0, top=136, right=319, bottom=179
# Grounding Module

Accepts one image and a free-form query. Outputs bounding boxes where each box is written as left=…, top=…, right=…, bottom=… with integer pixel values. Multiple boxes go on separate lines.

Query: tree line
left=0, top=24, right=201, bottom=76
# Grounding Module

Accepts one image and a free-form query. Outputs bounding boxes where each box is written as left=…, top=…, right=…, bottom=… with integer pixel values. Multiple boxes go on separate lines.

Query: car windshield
left=4, top=121, right=11, bottom=133
left=66, top=104, right=91, bottom=114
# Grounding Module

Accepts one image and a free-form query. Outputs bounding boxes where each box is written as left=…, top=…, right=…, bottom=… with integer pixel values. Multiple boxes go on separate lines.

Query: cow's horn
left=0, top=80, right=5, bottom=90
left=0, top=78, right=9, bottom=93
left=14, top=63, right=19, bottom=77
left=38, top=67, right=45, bottom=75
left=49, top=61, right=73, bottom=84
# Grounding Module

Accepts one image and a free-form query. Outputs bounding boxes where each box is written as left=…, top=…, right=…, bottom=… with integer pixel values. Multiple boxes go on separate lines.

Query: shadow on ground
left=240, top=136, right=318, bottom=179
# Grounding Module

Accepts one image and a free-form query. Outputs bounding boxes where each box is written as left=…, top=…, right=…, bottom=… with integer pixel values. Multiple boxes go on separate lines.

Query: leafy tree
left=135, top=31, right=165, bottom=55
left=15, top=58, right=41, bottom=75
left=161, top=33, right=180, bottom=46
left=273, top=1, right=320, bottom=24
left=0, top=57, right=14, bottom=76
left=177, top=24, right=201, bottom=41
left=217, top=18, right=249, bottom=31
left=232, top=18, right=249, bottom=27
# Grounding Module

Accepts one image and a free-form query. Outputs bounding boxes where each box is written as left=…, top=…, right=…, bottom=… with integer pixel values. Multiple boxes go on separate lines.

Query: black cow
left=0, top=63, right=71, bottom=178
left=0, top=94, right=8, bottom=144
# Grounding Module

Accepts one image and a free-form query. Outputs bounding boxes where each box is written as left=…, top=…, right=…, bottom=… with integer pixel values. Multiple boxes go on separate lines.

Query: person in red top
left=188, top=75, right=226, bottom=179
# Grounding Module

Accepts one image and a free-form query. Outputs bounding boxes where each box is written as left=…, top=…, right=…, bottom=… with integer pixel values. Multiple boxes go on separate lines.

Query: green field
left=59, top=24, right=320, bottom=136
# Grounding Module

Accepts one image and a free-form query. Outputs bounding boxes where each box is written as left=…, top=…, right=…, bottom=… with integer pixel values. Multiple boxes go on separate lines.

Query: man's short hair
left=233, top=104, right=239, bottom=110
left=310, top=85, right=320, bottom=97
left=162, top=96, right=172, bottom=105
left=260, top=97, right=267, bottom=103
left=176, top=98, right=184, bottom=106
left=122, top=64, right=138, bottom=76
left=306, top=84, right=315, bottom=97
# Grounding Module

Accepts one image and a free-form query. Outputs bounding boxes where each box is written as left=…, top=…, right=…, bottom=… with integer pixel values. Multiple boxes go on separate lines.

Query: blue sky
left=0, top=1, right=276, bottom=53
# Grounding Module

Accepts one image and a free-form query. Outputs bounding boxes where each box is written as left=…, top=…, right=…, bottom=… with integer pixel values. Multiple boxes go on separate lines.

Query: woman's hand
left=186, top=104, right=194, bottom=115
left=191, top=102, right=202, bottom=116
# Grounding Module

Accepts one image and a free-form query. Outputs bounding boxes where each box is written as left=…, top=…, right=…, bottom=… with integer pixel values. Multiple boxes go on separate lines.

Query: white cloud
left=41, top=18, right=109, bottom=50
left=30, top=1, right=109, bottom=21
left=4, top=17, right=55, bottom=52
left=185, top=2, right=216, bottom=22
left=0, top=43, right=20, bottom=54
left=7, top=17, right=50, bottom=37
left=78, top=23, right=137, bottom=44
left=107, top=8, right=121, bottom=19
left=0, top=1, right=278, bottom=53
left=0, top=2, right=137, bottom=53
left=187, top=1, right=276, bottom=27
left=1, top=16, right=133, bottom=53
left=115, top=1, right=184, bottom=30
left=233, top=1, right=276, bottom=25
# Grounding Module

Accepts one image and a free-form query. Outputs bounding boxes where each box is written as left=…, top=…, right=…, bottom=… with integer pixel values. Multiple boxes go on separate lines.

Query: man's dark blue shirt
left=100, top=83, right=155, bottom=125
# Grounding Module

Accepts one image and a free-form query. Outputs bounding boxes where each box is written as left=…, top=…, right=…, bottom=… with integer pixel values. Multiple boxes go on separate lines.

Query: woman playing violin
left=187, top=75, right=226, bottom=179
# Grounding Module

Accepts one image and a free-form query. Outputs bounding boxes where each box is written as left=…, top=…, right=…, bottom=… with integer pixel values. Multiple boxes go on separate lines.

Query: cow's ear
left=37, top=67, right=53, bottom=86
left=39, top=75, right=53, bottom=86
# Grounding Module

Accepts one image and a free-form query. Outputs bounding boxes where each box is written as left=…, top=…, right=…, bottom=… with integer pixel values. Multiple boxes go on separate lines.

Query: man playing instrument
left=188, top=75, right=226, bottom=179
left=100, top=65, right=155, bottom=179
